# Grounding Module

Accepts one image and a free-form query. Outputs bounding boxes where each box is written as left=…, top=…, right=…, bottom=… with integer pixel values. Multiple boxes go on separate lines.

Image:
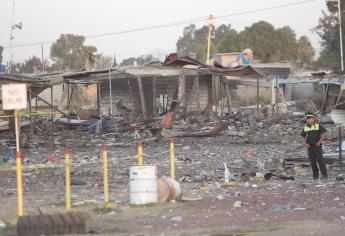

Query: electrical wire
left=3, top=0, right=318, bottom=49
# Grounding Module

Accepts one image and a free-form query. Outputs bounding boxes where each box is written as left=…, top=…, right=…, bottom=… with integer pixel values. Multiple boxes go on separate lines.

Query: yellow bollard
left=65, top=148, right=71, bottom=210
left=102, top=145, right=109, bottom=204
left=170, top=137, right=175, bottom=179
left=138, top=141, right=143, bottom=165
left=16, top=152, right=23, bottom=216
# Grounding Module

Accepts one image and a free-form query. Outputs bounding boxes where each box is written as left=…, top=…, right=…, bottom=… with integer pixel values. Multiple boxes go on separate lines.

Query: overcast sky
left=0, top=0, right=326, bottom=64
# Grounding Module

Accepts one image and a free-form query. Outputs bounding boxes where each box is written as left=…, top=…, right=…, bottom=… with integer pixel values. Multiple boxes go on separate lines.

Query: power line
left=215, top=0, right=318, bottom=20
left=4, top=0, right=318, bottom=49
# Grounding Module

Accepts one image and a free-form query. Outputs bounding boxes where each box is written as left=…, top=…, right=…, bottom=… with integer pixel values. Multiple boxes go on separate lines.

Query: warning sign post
left=1, top=83, right=27, bottom=216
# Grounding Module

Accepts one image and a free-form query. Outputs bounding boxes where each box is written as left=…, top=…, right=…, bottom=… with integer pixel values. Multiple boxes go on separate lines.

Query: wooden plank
left=152, top=77, right=157, bottom=116
left=193, top=75, right=201, bottom=111
left=178, top=74, right=187, bottom=119
left=225, top=83, right=231, bottom=113
left=321, top=84, right=330, bottom=111
left=212, top=74, right=217, bottom=107
left=208, top=76, right=213, bottom=116
left=137, top=76, right=148, bottom=120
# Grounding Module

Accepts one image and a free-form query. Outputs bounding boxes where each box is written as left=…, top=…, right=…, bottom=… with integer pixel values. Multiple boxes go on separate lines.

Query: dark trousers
left=307, top=146, right=328, bottom=179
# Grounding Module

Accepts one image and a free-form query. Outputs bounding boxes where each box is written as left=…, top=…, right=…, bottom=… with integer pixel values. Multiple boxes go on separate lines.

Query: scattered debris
left=233, top=201, right=242, bottom=208
left=0, top=220, right=5, bottom=231
left=264, top=172, right=295, bottom=181
left=170, top=216, right=183, bottom=222
left=272, top=203, right=293, bottom=212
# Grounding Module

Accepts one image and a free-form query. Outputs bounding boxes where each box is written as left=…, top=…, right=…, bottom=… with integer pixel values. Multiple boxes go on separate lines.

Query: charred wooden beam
left=137, top=76, right=148, bottom=120
left=193, top=75, right=201, bottom=112
left=178, top=73, right=186, bottom=119
left=152, top=77, right=157, bottom=117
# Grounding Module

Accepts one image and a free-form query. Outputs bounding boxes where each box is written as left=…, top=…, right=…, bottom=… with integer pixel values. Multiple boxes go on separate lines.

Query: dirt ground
left=1, top=127, right=345, bottom=235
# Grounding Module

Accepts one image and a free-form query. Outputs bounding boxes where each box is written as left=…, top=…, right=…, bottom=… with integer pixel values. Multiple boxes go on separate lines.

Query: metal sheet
left=330, top=109, right=345, bottom=124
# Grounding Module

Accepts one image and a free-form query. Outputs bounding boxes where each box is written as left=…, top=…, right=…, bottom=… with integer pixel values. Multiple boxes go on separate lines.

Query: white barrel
left=130, top=165, right=158, bottom=205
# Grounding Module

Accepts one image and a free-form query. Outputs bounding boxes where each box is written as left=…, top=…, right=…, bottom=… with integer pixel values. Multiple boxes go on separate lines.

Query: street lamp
left=206, top=15, right=214, bottom=65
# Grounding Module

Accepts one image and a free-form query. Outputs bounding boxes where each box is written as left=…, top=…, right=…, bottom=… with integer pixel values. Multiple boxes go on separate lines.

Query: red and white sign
left=1, top=84, right=27, bottom=110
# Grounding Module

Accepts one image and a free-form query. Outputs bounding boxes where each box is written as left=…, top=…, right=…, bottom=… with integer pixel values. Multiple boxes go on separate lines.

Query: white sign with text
left=1, top=84, right=27, bottom=110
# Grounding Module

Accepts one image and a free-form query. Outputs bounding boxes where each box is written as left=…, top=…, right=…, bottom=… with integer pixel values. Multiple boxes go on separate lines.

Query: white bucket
left=130, top=165, right=158, bottom=205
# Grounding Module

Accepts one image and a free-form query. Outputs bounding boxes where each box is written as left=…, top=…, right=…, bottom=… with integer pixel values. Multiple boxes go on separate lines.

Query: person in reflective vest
left=300, top=112, right=328, bottom=180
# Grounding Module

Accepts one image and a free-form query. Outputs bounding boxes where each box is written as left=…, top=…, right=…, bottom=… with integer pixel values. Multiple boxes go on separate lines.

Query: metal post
left=170, top=137, right=175, bottom=179
left=16, top=151, right=23, bottom=216
left=65, top=148, right=71, bottom=210
left=339, top=125, right=343, bottom=164
left=15, top=111, right=20, bottom=152
left=97, top=83, right=101, bottom=118
left=41, top=43, right=44, bottom=72
left=339, top=0, right=344, bottom=71
left=8, top=0, right=15, bottom=73
left=15, top=110, right=23, bottom=216
left=29, top=88, right=33, bottom=142
left=102, top=145, right=109, bottom=204
left=67, top=83, right=70, bottom=110
left=256, top=76, right=260, bottom=119
left=51, top=86, right=54, bottom=151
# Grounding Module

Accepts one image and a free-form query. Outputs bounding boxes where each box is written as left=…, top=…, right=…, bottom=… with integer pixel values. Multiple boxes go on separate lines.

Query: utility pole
left=338, top=0, right=344, bottom=71
left=8, top=0, right=22, bottom=73
left=41, top=43, right=44, bottom=72
left=206, top=15, right=214, bottom=65
left=8, top=0, right=15, bottom=73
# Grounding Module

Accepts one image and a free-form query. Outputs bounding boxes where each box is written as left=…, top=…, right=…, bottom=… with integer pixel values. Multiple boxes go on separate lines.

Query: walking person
left=300, top=112, right=328, bottom=180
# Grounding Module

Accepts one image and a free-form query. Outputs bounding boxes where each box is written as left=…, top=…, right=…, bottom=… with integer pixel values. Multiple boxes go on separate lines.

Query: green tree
left=176, top=24, right=210, bottom=62
left=239, top=21, right=282, bottom=62
left=275, top=26, right=299, bottom=61
left=50, top=34, right=97, bottom=71
left=315, top=0, right=344, bottom=70
left=176, top=21, right=308, bottom=64
left=21, top=56, right=42, bottom=73
left=0, top=45, right=3, bottom=64
left=214, top=24, right=241, bottom=53
left=297, top=36, right=315, bottom=64
left=176, top=24, right=196, bottom=57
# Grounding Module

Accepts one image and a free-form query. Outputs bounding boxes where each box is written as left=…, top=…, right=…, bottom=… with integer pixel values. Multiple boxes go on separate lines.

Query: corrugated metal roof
left=253, top=63, right=291, bottom=79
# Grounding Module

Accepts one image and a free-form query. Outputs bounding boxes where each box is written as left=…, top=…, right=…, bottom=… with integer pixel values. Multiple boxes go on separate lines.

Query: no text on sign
left=1, top=84, right=28, bottom=110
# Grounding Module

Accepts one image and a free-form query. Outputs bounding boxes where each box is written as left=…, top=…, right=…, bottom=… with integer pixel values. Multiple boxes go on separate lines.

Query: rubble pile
left=1, top=102, right=345, bottom=234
